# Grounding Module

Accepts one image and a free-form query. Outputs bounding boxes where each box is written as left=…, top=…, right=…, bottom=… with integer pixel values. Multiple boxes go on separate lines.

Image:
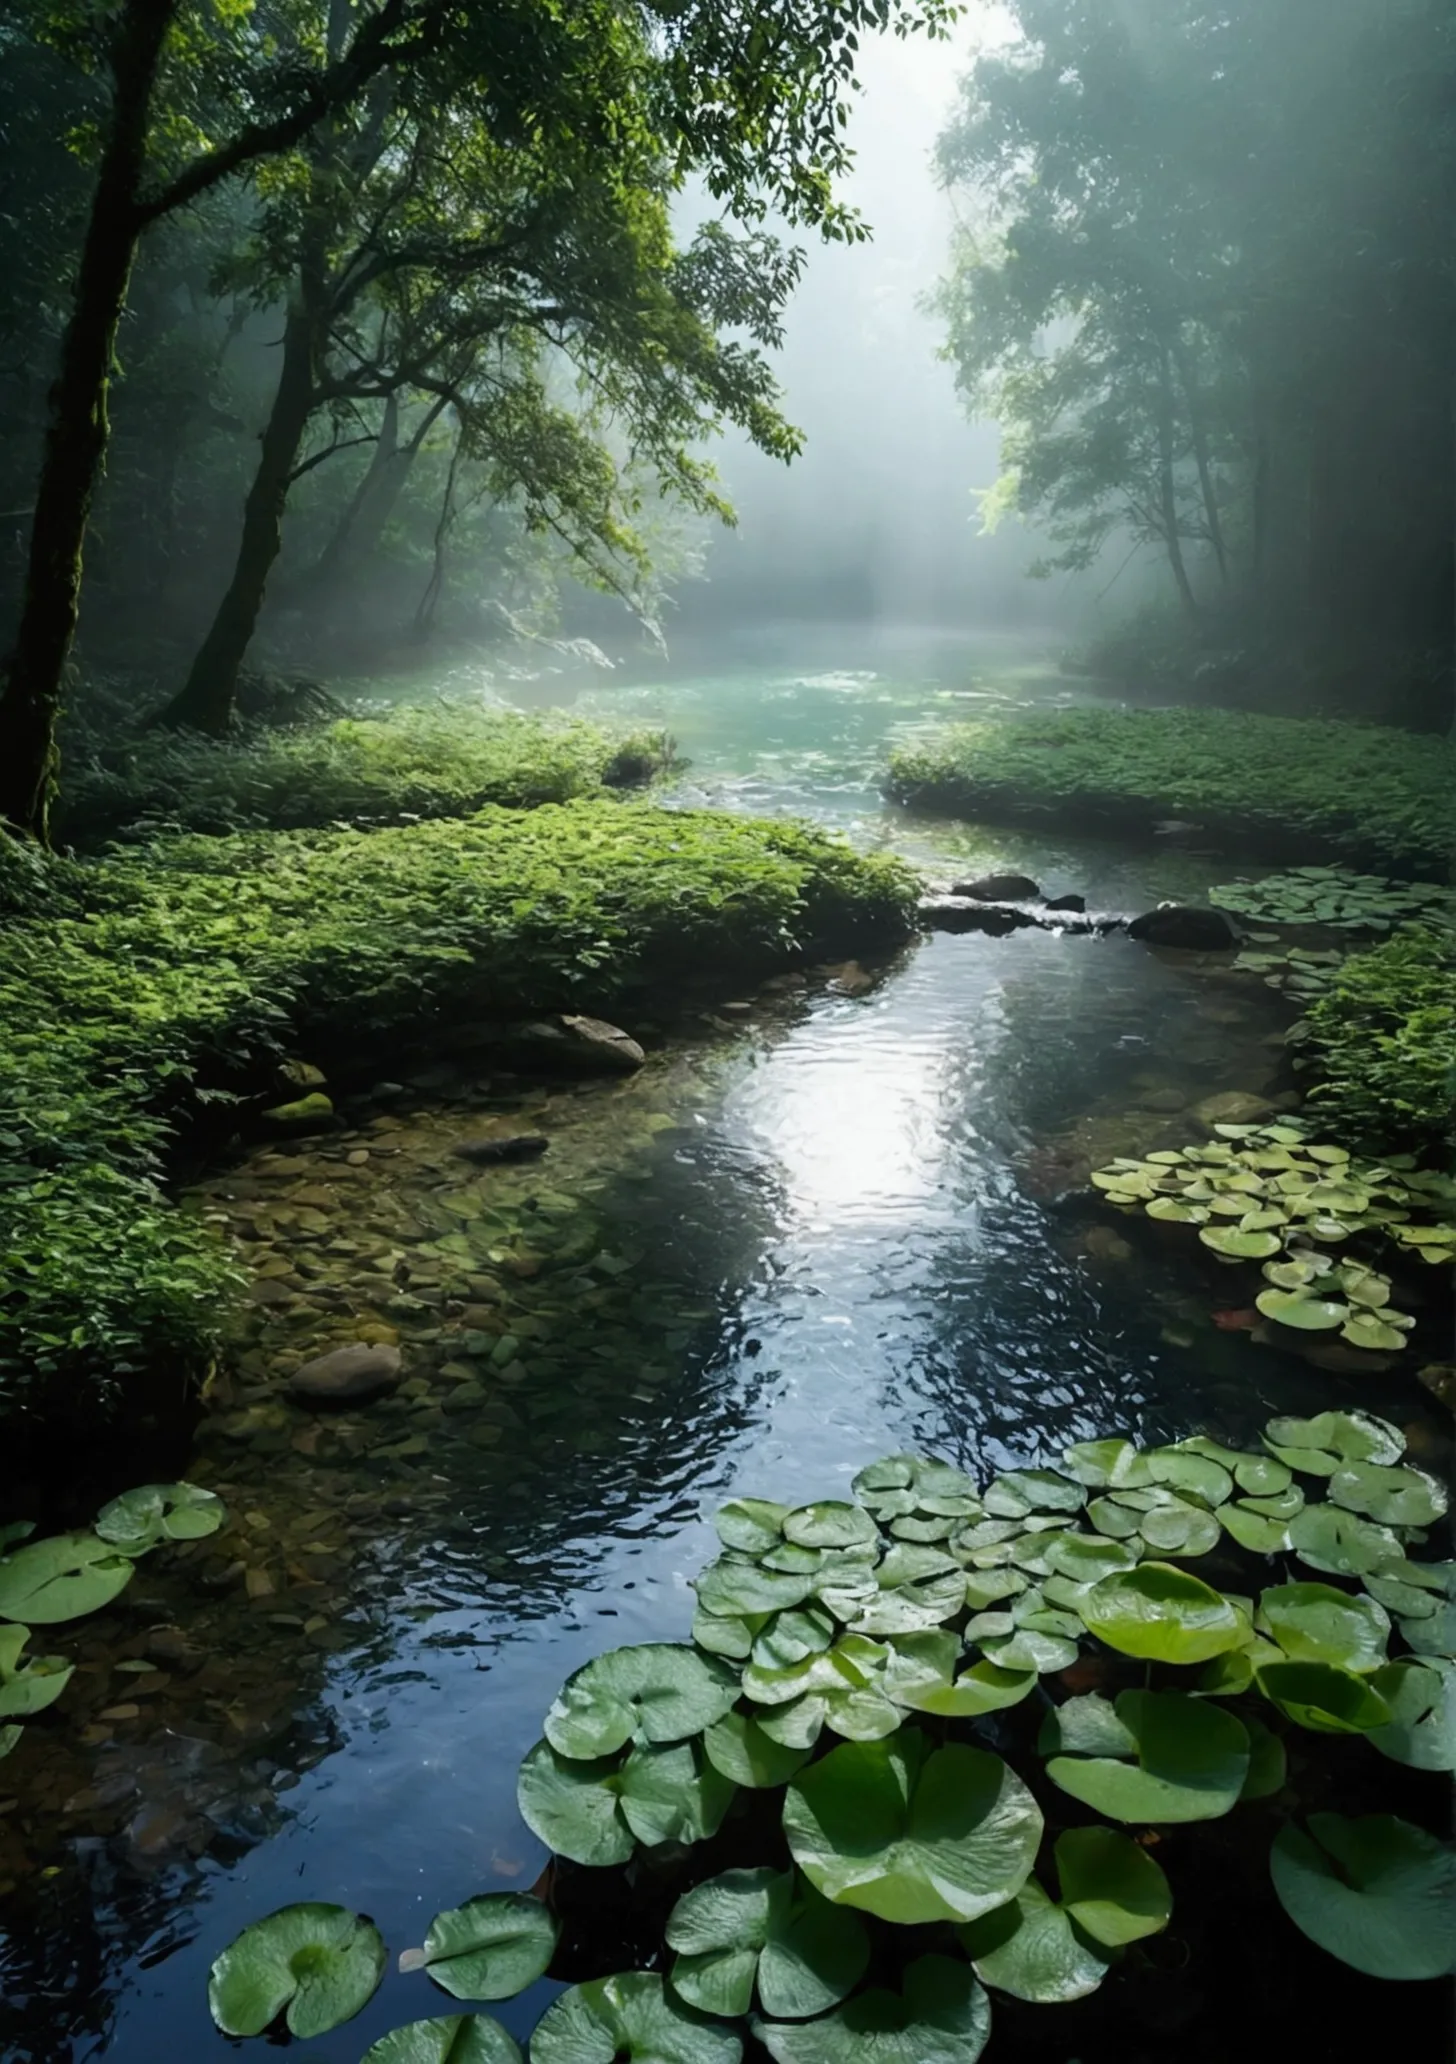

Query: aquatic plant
left=0, top=809, right=915, bottom=1433
left=1210, top=865, right=1456, bottom=934
left=1299, top=928, right=1456, bottom=1155
left=0, top=1482, right=224, bottom=1759
left=884, top=707, right=1453, bottom=873
left=1090, top=1118, right=1453, bottom=1349
left=209, top=1415, right=1455, bottom=2054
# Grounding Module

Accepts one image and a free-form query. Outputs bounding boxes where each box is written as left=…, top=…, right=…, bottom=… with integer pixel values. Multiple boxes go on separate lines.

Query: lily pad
left=1201, top=1228, right=1283, bottom=1259
left=1137, top=1500, right=1221, bottom=1558
left=1060, top=1440, right=1151, bottom=1490
left=517, top=1740, right=733, bottom=1865
left=1368, top=1658, right=1456, bottom=1771
left=702, top=1712, right=812, bottom=1789
left=1145, top=1449, right=1234, bottom=1507
left=208, top=1903, right=387, bottom=2038
left=1220, top=1504, right=1293, bottom=1555
left=714, top=1499, right=790, bottom=1555
left=1329, top=1463, right=1448, bottom=1529
left=531, top=1973, right=742, bottom=2064
left=959, top=1877, right=1109, bottom=2003
left=0, top=1624, right=74, bottom=1718
left=1053, top=1824, right=1172, bottom=1945
left=753, top=1955, right=990, bottom=2064
left=666, top=1868, right=868, bottom=2020
left=1080, top=1563, right=1244, bottom=1664
left=696, top=1558, right=814, bottom=1619
left=782, top=1503, right=879, bottom=1551
left=93, top=1482, right=224, bottom=1554
left=1045, top=1689, right=1250, bottom=1824
left=1288, top=1505, right=1404, bottom=1578
left=1258, top=1583, right=1390, bottom=1674
left=544, top=1644, right=739, bottom=1760
left=783, top=1728, right=1042, bottom=1925
left=1270, top=1814, right=1456, bottom=1980
left=1266, top=1412, right=1405, bottom=1467
left=407, top=1895, right=556, bottom=2002
left=983, top=1470, right=1085, bottom=1518
left=1256, top=1660, right=1393, bottom=1734
left=1255, top=1290, right=1348, bottom=1330
left=0, top=1531, right=134, bottom=1625
left=361, top=2016, right=523, bottom=2064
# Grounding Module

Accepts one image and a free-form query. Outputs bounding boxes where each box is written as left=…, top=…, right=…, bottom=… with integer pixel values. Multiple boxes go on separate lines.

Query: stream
left=0, top=630, right=1445, bottom=2061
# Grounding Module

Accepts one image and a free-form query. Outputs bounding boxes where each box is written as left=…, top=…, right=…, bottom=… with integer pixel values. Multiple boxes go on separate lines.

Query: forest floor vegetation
left=0, top=801, right=915, bottom=1445
left=885, top=706, right=1452, bottom=876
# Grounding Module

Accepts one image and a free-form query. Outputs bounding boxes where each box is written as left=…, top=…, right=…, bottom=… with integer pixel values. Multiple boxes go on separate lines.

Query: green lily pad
left=0, top=1531, right=134, bottom=1625
left=1266, top=1412, right=1405, bottom=1466
left=93, top=1482, right=225, bottom=1554
left=783, top=1728, right=1042, bottom=1925
left=1201, top=1227, right=1283, bottom=1259
left=1145, top=1449, right=1234, bottom=1507
left=544, top=1644, right=739, bottom=1760
left=1255, top=1290, right=1348, bottom=1330
left=1258, top=1583, right=1390, bottom=1673
left=696, top=1559, right=814, bottom=1618
left=959, top=1877, right=1109, bottom=2002
left=208, top=1903, right=387, bottom=2039
left=1270, top=1814, right=1456, bottom=1980
left=1401, top=1599, right=1456, bottom=1658
left=782, top=1503, right=879, bottom=1551
left=692, top=1610, right=759, bottom=1661
left=1257, top=1660, right=1393, bottom=1734
left=753, top=1955, right=990, bottom=2064
left=983, top=1470, right=1085, bottom=1518
left=406, top=1895, right=556, bottom=2002
left=0, top=1624, right=74, bottom=1719
left=1220, top=1504, right=1293, bottom=1555
left=517, top=1739, right=734, bottom=1865
left=714, top=1499, right=790, bottom=1555
left=849, top=1570, right=966, bottom=1638
left=667, top=1868, right=868, bottom=2020
left=1045, top=1689, right=1250, bottom=1824
left=703, top=1712, right=813, bottom=1789
left=1080, top=1563, right=1244, bottom=1664
left=0, top=1724, right=20, bottom=1759
left=1059, top=1440, right=1150, bottom=1489
left=1288, top=1505, right=1404, bottom=1577
left=902, top=1657, right=1038, bottom=1718
left=1039, top=1693, right=1137, bottom=1759
left=361, top=2015, right=523, bottom=2064
left=751, top=1608, right=837, bottom=1672
left=1240, top=1716, right=1288, bottom=1800
left=531, top=1972, right=742, bottom=2064
left=1053, top=1825, right=1172, bottom=1945
left=1368, top=1658, right=1456, bottom=1771
left=1137, top=1500, right=1221, bottom=1557
left=1329, top=1463, right=1448, bottom=1528
left=1340, top=1314, right=1412, bottom=1352
left=744, top=1641, right=904, bottom=1748
left=977, top=1627, right=1080, bottom=1674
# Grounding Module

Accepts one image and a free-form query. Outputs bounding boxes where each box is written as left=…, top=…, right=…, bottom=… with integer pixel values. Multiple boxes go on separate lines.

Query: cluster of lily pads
left=1092, top=1118, right=1454, bottom=1352
left=1209, top=866, right=1456, bottom=935
left=207, top=1416, right=1455, bottom=2060
left=0, top=1481, right=223, bottom=1761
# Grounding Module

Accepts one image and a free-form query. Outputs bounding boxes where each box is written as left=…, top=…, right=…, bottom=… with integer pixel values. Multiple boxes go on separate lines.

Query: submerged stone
left=452, top=1133, right=550, bottom=1165
left=952, top=872, right=1043, bottom=901
left=1193, top=1091, right=1275, bottom=1126
left=1127, top=904, right=1240, bottom=950
left=289, top=1342, right=403, bottom=1406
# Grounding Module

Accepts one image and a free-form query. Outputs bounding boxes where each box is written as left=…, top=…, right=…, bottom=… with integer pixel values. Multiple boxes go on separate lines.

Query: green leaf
left=617, top=1740, right=736, bottom=1849
left=1239, top=1716, right=1288, bottom=1800
left=696, top=1558, right=814, bottom=1618
left=532, top=1972, right=742, bottom=2064
left=1288, top=1505, right=1404, bottom=1577
left=702, top=1711, right=812, bottom=1789
left=1266, top=1411, right=1405, bottom=1466
left=516, top=1742, right=635, bottom=1868
left=1368, top=1658, right=1456, bottom=1771
left=1202, top=1227, right=1283, bottom=1259
left=1053, top=1825, right=1172, bottom=1946
left=782, top=1502, right=879, bottom=1551
left=544, top=1644, right=739, bottom=1759
left=1145, top=1448, right=1234, bottom=1507
left=1046, top=1689, right=1251, bottom=1824
left=0, top=1624, right=74, bottom=1718
left=1270, top=1815, right=1456, bottom=1980
left=1059, top=1440, right=1150, bottom=1489
left=1079, top=1563, right=1244, bottom=1664
left=1328, top=1462, right=1448, bottom=1528
left=410, top=1895, right=556, bottom=2002
left=1136, top=1500, right=1221, bottom=1557
left=753, top=1955, right=990, bottom=2064
left=1256, top=1660, right=1393, bottom=1734
left=361, top=2015, right=524, bottom=2064
left=666, top=1868, right=867, bottom=2021
left=207, top=1903, right=386, bottom=2039
left=960, top=1878, right=1109, bottom=2002
left=783, top=1727, right=1042, bottom=1925
left=1255, top=1289, right=1348, bottom=1329
left=93, top=1481, right=224, bottom=1553
left=1220, top=1503, right=1292, bottom=1555
left=1258, top=1582, right=1390, bottom=1673
left=714, top=1499, right=790, bottom=1555
left=0, top=1531, right=134, bottom=1625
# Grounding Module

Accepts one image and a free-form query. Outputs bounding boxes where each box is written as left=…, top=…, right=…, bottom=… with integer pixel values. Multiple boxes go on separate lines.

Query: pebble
left=289, top=1342, right=404, bottom=1405
left=98, top=1704, right=140, bottom=1723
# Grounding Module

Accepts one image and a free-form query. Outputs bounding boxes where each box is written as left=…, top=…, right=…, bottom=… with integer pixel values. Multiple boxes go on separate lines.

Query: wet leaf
left=1271, top=1814, right=1456, bottom=1980
left=1080, top=1563, right=1244, bottom=1664
left=361, top=2015, right=523, bottom=2064
left=208, top=1903, right=386, bottom=2039
left=1045, top=1689, right=1250, bottom=1823
left=544, top=1644, right=739, bottom=1760
left=754, top=1954, right=990, bottom=2064
left=0, top=1532, right=134, bottom=1626
left=531, top=1972, right=741, bottom=2063
left=666, top=1868, right=868, bottom=2020
left=411, top=1895, right=556, bottom=2002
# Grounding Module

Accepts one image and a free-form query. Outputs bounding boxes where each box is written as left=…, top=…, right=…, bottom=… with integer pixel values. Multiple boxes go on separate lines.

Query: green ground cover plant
left=207, top=1415, right=1456, bottom=2057
left=53, top=704, right=679, bottom=849
left=884, top=708, right=1452, bottom=874
left=1300, top=930, right=1456, bottom=1155
left=0, top=806, right=915, bottom=1436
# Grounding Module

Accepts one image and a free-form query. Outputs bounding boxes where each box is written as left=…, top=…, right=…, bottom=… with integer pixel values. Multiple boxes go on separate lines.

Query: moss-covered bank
left=53, top=703, right=677, bottom=849
left=0, top=806, right=915, bottom=1443
left=886, top=706, right=1452, bottom=875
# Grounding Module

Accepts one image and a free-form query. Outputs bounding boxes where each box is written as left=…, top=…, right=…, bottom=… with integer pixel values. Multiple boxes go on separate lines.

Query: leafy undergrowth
left=1301, top=928, right=1456, bottom=1156
left=885, top=707, right=1453, bottom=874
left=0, top=805, right=915, bottom=1436
left=53, top=702, right=680, bottom=848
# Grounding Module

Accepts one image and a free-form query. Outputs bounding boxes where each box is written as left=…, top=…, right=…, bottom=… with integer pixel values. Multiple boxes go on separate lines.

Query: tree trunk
left=411, top=425, right=463, bottom=639
left=159, top=295, right=319, bottom=732
left=1156, top=343, right=1199, bottom=617
left=0, top=0, right=178, bottom=839
left=1170, top=333, right=1229, bottom=587
left=295, top=391, right=446, bottom=600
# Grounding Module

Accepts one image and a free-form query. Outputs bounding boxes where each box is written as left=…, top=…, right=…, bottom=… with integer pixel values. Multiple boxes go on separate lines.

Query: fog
left=678, top=19, right=1067, bottom=639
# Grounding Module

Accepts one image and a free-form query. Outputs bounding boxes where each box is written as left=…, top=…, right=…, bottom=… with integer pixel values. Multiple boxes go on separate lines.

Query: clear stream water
left=0, top=630, right=1445, bottom=2062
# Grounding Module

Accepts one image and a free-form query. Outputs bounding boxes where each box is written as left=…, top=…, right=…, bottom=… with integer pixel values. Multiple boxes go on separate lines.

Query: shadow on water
left=1, top=648, right=1449, bottom=2061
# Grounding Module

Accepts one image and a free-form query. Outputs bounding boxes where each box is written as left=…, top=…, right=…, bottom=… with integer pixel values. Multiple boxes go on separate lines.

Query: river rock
left=951, top=872, right=1043, bottom=902
left=523, top=1015, right=645, bottom=1072
left=275, top=1059, right=327, bottom=1092
left=451, top=1133, right=550, bottom=1165
left=826, top=961, right=877, bottom=996
left=1194, top=1090, right=1275, bottom=1126
left=289, top=1342, right=403, bottom=1406
left=1127, top=905, right=1240, bottom=950
left=261, top=1092, right=334, bottom=1131
left=920, top=898, right=1038, bottom=936
left=1043, top=893, right=1087, bottom=913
